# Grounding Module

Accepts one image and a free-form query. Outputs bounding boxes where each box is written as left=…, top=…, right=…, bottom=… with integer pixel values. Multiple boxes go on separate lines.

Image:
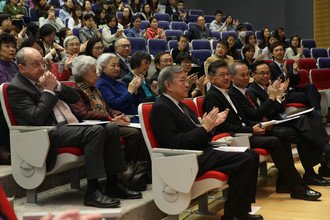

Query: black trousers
left=197, top=147, right=259, bottom=216
left=287, top=83, right=321, bottom=111
left=49, top=123, right=126, bottom=180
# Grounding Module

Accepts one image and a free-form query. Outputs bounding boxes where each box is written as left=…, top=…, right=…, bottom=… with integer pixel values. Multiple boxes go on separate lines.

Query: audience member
left=130, top=0, right=142, bottom=13
left=269, top=42, right=321, bottom=114
left=3, top=0, right=26, bottom=30
left=203, top=60, right=321, bottom=201
left=248, top=60, right=330, bottom=180
left=150, top=65, right=262, bottom=220
left=59, top=0, right=74, bottom=21
left=58, top=27, right=73, bottom=46
left=95, top=8, right=108, bottom=28
left=83, top=0, right=95, bottom=16
left=79, top=14, right=102, bottom=43
left=68, top=5, right=83, bottom=30
left=96, top=53, right=141, bottom=116
left=119, top=7, right=133, bottom=29
left=234, top=24, right=246, bottom=49
left=149, top=51, right=173, bottom=82
left=122, top=51, right=158, bottom=103
left=147, top=0, right=160, bottom=14
left=70, top=55, right=150, bottom=191
left=84, top=37, right=105, bottom=59
left=171, top=0, right=188, bottom=23
left=34, top=0, right=48, bottom=18
left=115, top=37, right=131, bottom=78
left=145, top=16, right=166, bottom=40
left=102, top=14, right=126, bottom=52
left=170, top=34, right=189, bottom=61
left=258, top=27, right=270, bottom=49
left=165, top=0, right=177, bottom=16
left=188, top=15, right=211, bottom=40
left=39, top=5, right=65, bottom=33
left=7, top=47, right=140, bottom=208
left=244, top=32, right=261, bottom=59
left=274, top=27, right=289, bottom=48
left=39, top=24, right=65, bottom=63
left=219, top=15, right=239, bottom=32
left=241, top=44, right=256, bottom=70
left=141, top=4, right=152, bottom=21
left=261, top=33, right=279, bottom=60
left=284, top=34, right=304, bottom=60
left=126, top=15, right=145, bottom=38
left=0, top=14, right=13, bottom=34
left=204, top=39, right=234, bottom=74
left=110, top=0, right=125, bottom=14
left=226, top=34, right=240, bottom=60
left=209, top=10, right=223, bottom=32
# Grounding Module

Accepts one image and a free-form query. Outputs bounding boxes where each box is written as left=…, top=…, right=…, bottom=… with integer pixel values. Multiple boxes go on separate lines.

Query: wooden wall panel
left=314, top=0, right=330, bottom=48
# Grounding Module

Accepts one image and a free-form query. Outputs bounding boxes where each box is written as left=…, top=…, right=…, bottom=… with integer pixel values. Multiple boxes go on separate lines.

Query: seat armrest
left=152, top=148, right=203, bottom=156
left=234, top=133, right=253, bottom=137
left=10, top=125, right=56, bottom=132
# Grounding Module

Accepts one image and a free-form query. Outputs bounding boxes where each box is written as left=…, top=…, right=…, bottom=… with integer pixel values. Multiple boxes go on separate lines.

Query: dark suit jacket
left=228, top=85, right=282, bottom=122
left=188, top=26, right=211, bottom=41
left=150, top=94, right=212, bottom=151
left=118, top=56, right=131, bottom=79
left=202, top=85, right=253, bottom=134
left=269, top=61, right=300, bottom=87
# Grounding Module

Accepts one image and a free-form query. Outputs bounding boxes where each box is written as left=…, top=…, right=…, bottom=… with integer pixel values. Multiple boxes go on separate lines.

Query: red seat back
left=310, top=69, right=330, bottom=90
left=1, top=83, right=17, bottom=126
left=193, top=96, right=204, bottom=118
left=298, top=58, right=317, bottom=73
left=297, top=69, right=310, bottom=88
left=181, top=98, right=199, bottom=117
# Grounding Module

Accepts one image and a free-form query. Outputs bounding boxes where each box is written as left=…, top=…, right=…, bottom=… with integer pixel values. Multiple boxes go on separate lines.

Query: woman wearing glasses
left=84, top=38, right=105, bottom=59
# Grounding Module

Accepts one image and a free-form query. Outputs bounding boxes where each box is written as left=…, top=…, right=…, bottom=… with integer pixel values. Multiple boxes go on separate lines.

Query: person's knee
left=104, top=122, right=119, bottom=133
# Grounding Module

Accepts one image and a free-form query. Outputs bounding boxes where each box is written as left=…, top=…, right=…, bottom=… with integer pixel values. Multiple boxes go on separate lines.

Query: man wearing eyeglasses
left=115, top=37, right=132, bottom=78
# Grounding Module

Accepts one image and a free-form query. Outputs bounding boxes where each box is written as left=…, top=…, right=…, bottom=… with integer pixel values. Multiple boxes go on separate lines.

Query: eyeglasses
left=68, top=43, right=81, bottom=47
left=160, top=59, right=173, bottom=64
left=254, top=71, right=270, bottom=75
left=119, top=44, right=131, bottom=49
left=93, top=46, right=104, bottom=50
left=26, top=59, right=47, bottom=68
left=173, top=78, right=188, bottom=84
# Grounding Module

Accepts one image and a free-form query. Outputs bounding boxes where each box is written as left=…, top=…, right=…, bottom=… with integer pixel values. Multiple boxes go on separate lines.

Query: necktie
left=178, top=102, right=191, bottom=119
left=56, top=100, right=79, bottom=124
left=245, top=91, right=257, bottom=109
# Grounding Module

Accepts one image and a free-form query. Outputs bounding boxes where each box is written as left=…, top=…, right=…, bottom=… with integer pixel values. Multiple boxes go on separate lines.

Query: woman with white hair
left=95, top=53, right=142, bottom=122
left=70, top=55, right=149, bottom=192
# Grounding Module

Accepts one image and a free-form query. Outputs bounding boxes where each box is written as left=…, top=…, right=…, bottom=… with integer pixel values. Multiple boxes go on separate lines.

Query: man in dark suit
left=7, top=48, right=141, bottom=208
left=115, top=37, right=132, bottom=78
left=150, top=65, right=262, bottom=220
left=269, top=42, right=321, bottom=114
left=203, top=60, right=321, bottom=201
left=229, top=61, right=330, bottom=186
left=188, top=15, right=211, bottom=41
left=249, top=60, right=330, bottom=178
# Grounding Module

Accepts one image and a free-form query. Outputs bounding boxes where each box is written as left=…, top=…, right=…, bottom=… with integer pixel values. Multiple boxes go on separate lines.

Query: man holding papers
left=248, top=60, right=330, bottom=180
left=203, top=60, right=322, bottom=201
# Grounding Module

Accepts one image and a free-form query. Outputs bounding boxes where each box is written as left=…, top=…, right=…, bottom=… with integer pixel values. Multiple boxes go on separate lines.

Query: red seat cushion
left=195, top=170, right=229, bottom=182
left=57, top=147, right=84, bottom=156
left=211, top=133, right=231, bottom=141
left=285, top=103, right=308, bottom=108
left=253, top=148, right=269, bottom=156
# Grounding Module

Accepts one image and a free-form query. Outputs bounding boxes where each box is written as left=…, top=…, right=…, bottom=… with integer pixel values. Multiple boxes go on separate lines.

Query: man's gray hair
left=96, top=53, right=118, bottom=74
left=63, top=36, right=80, bottom=48
left=16, top=47, right=29, bottom=65
left=158, top=65, right=183, bottom=93
left=229, top=62, right=247, bottom=76
left=114, top=37, right=129, bottom=49
left=72, top=55, right=97, bottom=82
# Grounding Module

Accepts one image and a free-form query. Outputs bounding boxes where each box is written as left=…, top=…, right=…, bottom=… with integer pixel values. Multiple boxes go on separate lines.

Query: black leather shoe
left=84, top=189, right=121, bottom=208
left=106, top=183, right=143, bottom=199
left=318, top=165, right=330, bottom=177
left=221, top=213, right=263, bottom=220
left=275, top=179, right=290, bottom=193
left=290, top=185, right=322, bottom=201
left=303, top=174, right=330, bottom=186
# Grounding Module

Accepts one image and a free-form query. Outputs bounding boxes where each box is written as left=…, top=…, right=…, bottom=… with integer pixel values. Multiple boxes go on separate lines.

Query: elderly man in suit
left=150, top=65, right=262, bottom=220
left=115, top=37, right=132, bottom=78
left=7, top=47, right=142, bottom=208
left=203, top=60, right=321, bottom=201
left=188, top=15, right=211, bottom=41
left=269, top=41, right=321, bottom=115
left=249, top=60, right=330, bottom=178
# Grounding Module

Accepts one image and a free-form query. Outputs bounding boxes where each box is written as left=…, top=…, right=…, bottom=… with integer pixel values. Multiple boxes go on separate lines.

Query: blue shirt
left=126, top=27, right=144, bottom=38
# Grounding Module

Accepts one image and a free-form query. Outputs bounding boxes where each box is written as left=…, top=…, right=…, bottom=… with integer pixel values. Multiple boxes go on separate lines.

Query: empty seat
left=303, top=48, right=311, bottom=58
left=188, top=14, right=198, bottom=22
left=188, top=22, right=197, bottom=30
left=301, top=39, right=316, bottom=49
left=255, top=30, right=262, bottom=40
left=116, top=11, right=123, bottom=20
left=191, top=49, right=212, bottom=66
left=140, top=20, right=149, bottom=30
left=73, top=27, right=81, bottom=38
left=299, top=58, right=317, bottom=73
left=204, top=15, right=215, bottom=23
left=211, top=31, right=220, bottom=40
left=154, top=13, right=171, bottom=22
left=191, top=39, right=211, bottom=50
left=311, top=48, right=328, bottom=59
left=221, top=31, right=237, bottom=39
left=147, top=39, right=168, bottom=57
left=310, top=69, right=330, bottom=90
left=168, top=40, right=178, bottom=50
left=297, top=69, right=311, bottom=88
left=317, top=57, right=330, bottom=69
left=128, top=37, right=147, bottom=55
left=164, top=29, right=183, bottom=40
left=189, top=9, right=204, bottom=15
left=170, top=21, right=188, bottom=32
left=158, top=20, right=170, bottom=30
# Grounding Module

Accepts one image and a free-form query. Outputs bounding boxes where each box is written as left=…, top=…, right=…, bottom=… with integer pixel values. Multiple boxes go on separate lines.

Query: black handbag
left=118, top=161, right=148, bottom=191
